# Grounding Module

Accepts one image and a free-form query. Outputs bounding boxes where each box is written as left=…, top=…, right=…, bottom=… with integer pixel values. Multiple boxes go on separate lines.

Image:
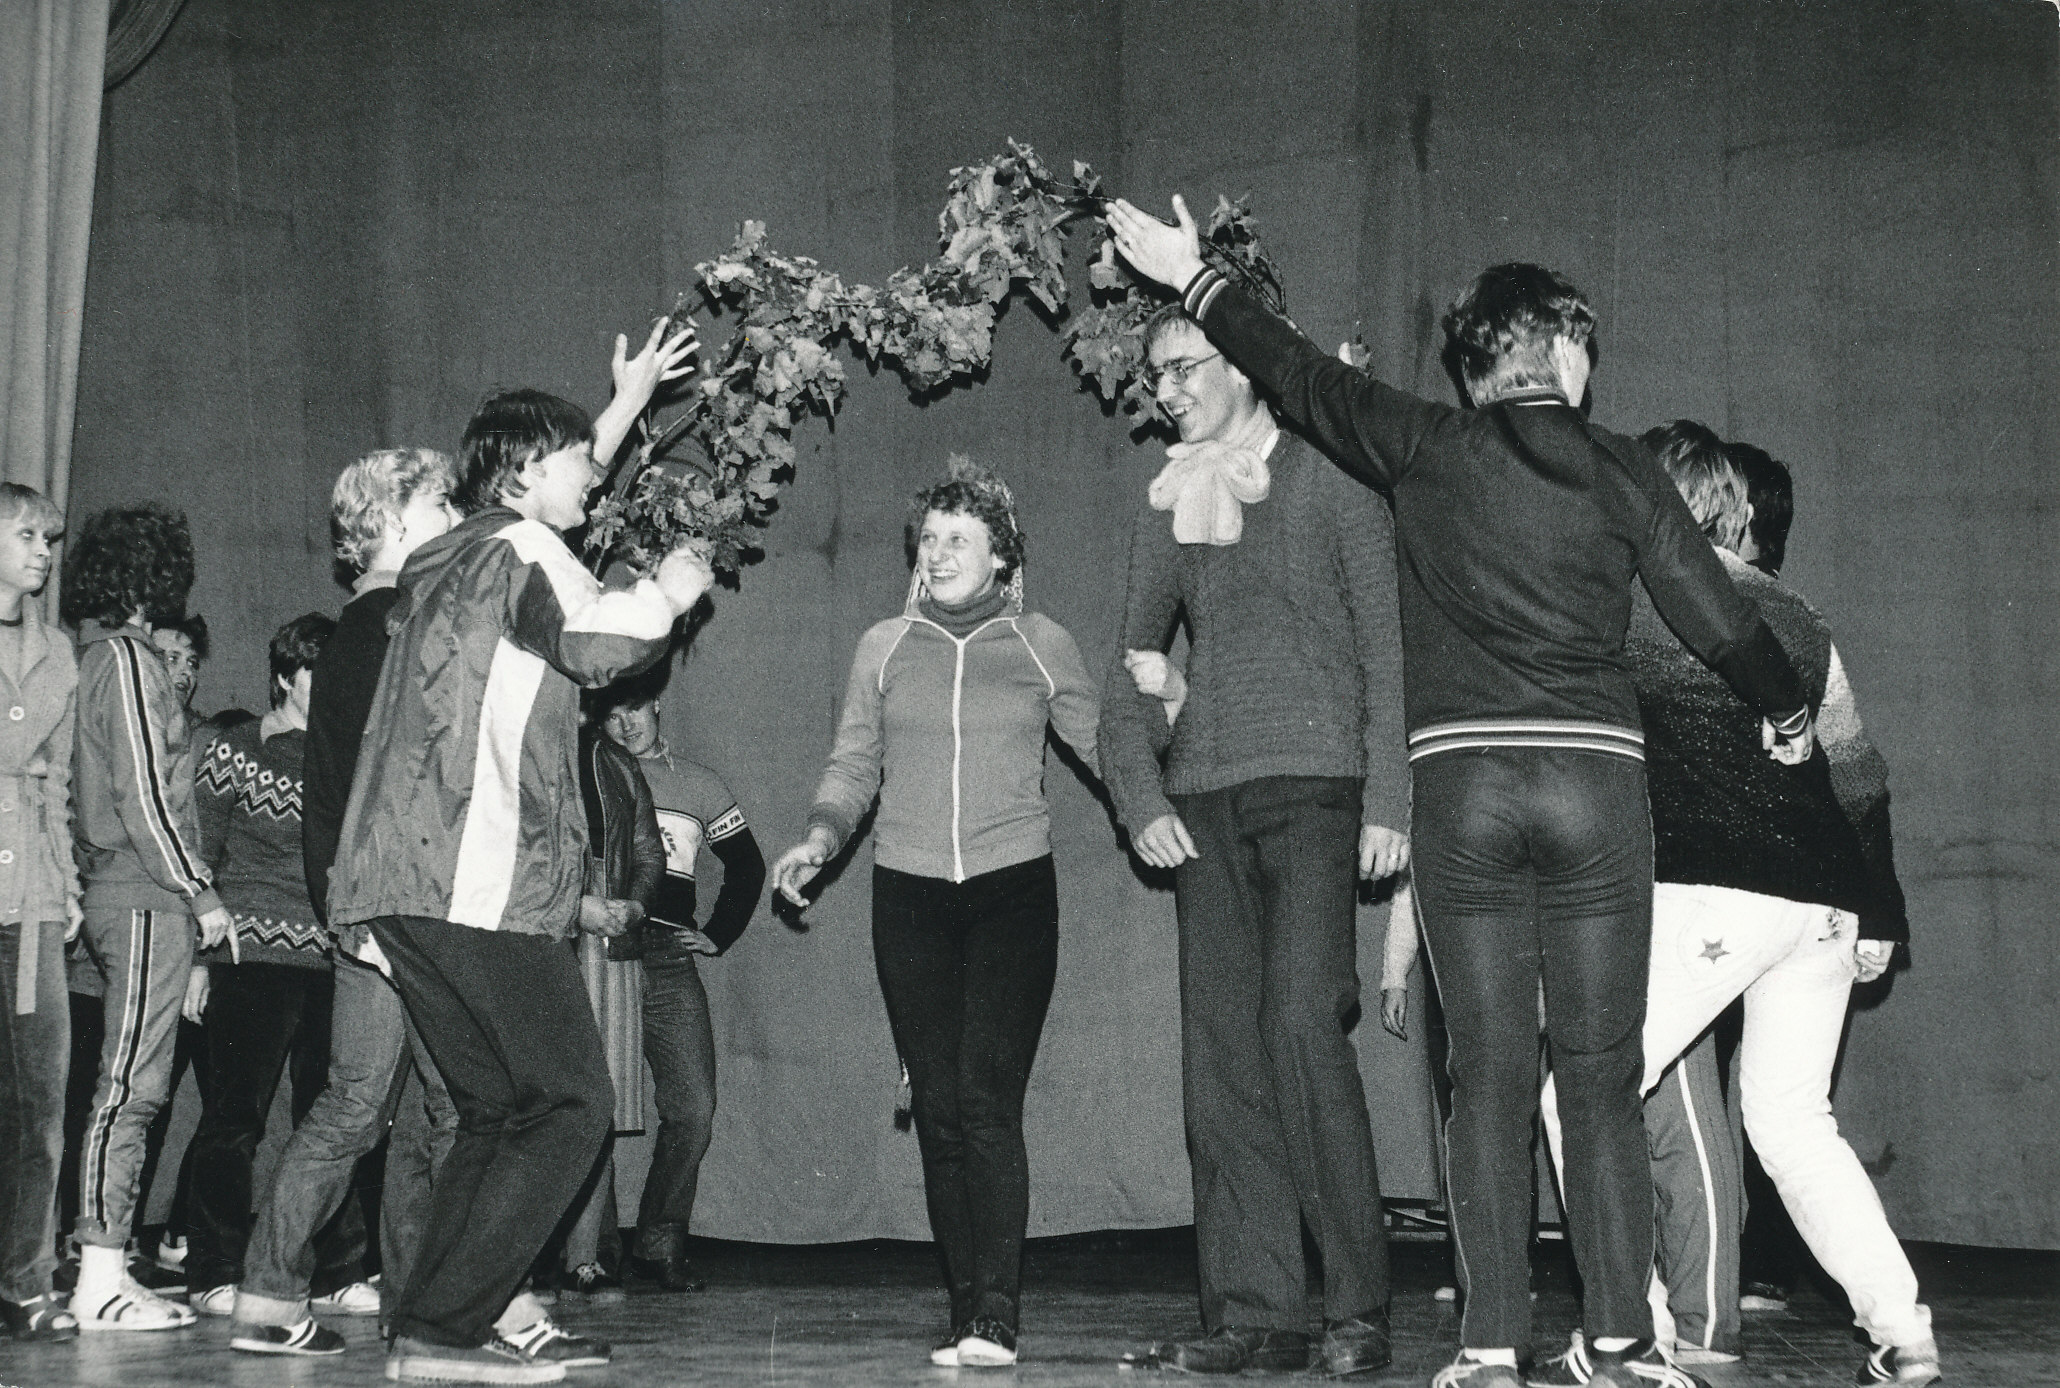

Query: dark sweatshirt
left=302, top=578, right=400, bottom=930
left=1181, top=270, right=1807, bottom=762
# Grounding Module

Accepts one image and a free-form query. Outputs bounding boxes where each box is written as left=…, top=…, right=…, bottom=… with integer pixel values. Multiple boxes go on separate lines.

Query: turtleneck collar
left=918, top=580, right=1009, bottom=637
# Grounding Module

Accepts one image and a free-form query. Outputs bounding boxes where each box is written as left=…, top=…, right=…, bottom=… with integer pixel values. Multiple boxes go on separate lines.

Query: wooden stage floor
left=8, top=1232, right=2055, bottom=1386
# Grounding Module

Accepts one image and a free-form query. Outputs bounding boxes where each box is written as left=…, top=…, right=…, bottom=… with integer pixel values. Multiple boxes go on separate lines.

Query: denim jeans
left=872, top=856, right=1058, bottom=1332
left=631, top=954, right=716, bottom=1259
left=239, top=952, right=454, bottom=1318
left=0, top=920, right=67, bottom=1301
left=1170, top=776, right=1391, bottom=1331
left=1412, top=749, right=1654, bottom=1356
left=187, top=960, right=367, bottom=1296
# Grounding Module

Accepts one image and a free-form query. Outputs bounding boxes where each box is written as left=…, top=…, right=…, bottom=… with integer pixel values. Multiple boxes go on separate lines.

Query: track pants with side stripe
left=1644, top=1032, right=1743, bottom=1355
left=74, top=907, right=192, bottom=1249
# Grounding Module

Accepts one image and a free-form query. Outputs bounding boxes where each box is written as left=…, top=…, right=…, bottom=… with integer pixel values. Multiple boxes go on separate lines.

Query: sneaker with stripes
left=231, top=1317, right=347, bottom=1356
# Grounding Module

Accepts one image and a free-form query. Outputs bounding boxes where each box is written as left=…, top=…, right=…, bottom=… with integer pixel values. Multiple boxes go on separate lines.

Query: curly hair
left=905, top=459, right=1024, bottom=584
left=1441, top=262, right=1596, bottom=398
left=1642, top=420, right=1749, bottom=553
left=60, top=506, right=195, bottom=630
left=455, top=389, right=594, bottom=515
left=332, top=447, right=459, bottom=569
left=268, top=611, right=336, bottom=707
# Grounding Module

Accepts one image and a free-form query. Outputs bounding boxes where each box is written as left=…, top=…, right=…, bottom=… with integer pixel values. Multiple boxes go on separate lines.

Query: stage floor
left=10, top=1232, right=2055, bottom=1386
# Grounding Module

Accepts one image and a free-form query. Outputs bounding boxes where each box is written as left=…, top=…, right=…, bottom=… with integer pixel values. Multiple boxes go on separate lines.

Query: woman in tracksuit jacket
left=770, top=462, right=1098, bottom=1370
left=1106, top=198, right=1813, bottom=1388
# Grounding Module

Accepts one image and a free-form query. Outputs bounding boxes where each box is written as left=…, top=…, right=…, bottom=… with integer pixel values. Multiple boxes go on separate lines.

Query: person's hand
left=611, top=319, right=698, bottom=417
left=181, top=965, right=210, bottom=1023
left=1133, top=813, right=1199, bottom=870
left=772, top=826, right=839, bottom=908
left=654, top=543, right=717, bottom=616
left=196, top=904, right=237, bottom=962
left=1359, top=825, right=1410, bottom=880
left=1123, top=648, right=1175, bottom=698
left=1104, top=196, right=1208, bottom=292
left=578, top=896, right=637, bottom=938
left=675, top=926, right=719, bottom=956
left=65, top=898, right=83, bottom=944
left=1854, top=939, right=1893, bottom=983
left=1380, top=986, right=1409, bottom=1040
left=1762, top=711, right=1817, bottom=765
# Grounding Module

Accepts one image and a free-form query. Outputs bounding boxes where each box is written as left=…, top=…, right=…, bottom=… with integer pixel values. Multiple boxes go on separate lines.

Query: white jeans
left=1543, top=882, right=1931, bottom=1350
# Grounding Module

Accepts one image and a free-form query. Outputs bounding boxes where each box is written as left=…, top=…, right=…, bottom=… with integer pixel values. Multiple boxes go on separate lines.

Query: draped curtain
left=69, top=0, right=2060, bottom=1250
left=0, top=0, right=112, bottom=524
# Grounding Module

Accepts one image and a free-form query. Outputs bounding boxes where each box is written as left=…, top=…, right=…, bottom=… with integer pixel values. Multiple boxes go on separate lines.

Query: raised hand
left=613, top=318, right=699, bottom=416
left=1104, top=195, right=1207, bottom=291
left=654, top=542, right=717, bottom=616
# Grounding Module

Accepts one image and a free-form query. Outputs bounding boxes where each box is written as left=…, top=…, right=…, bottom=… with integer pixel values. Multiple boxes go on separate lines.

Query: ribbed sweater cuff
left=1182, top=266, right=1231, bottom=320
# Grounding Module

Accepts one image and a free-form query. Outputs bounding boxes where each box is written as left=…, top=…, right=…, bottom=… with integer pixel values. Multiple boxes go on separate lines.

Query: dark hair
left=268, top=611, right=336, bottom=707
left=202, top=707, right=258, bottom=736
left=157, top=611, right=211, bottom=662
left=1141, top=301, right=1204, bottom=357
left=905, top=476, right=1024, bottom=584
left=454, top=389, right=595, bottom=515
left=59, top=506, right=195, bottom=629
left=1725, top=441, right=1794, bottom=576
left=584, top=657, right=671, bottom=722
left=1441, top=262, right=1596, bottom=390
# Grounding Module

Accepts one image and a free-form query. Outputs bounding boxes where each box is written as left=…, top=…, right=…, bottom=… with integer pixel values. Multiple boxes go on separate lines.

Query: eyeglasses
left=1143, top=351, right=1222, bottom=393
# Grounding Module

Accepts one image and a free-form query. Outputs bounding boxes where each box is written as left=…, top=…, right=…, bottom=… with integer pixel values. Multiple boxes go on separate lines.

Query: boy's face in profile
left=516, top=443, right=601, bottom=531
left=150, top=629, right=201, bottom=709
left=0, top=510, right=57, bottom=600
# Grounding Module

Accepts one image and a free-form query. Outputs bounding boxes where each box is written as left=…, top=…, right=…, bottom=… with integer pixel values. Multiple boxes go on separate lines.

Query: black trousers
left=370, top=917, right=610, bottom=1349
left=1411, top=748, right=1654, bottom=1356
left=1170, top=775, right=1391, bottom=1330
left=872, top=856, right=1058, bottom=1333
left=186, top=960, right=366, bottom=1295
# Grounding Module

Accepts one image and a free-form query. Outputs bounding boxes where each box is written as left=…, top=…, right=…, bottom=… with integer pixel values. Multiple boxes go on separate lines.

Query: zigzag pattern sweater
left=197, top=720, right=329, bottom=969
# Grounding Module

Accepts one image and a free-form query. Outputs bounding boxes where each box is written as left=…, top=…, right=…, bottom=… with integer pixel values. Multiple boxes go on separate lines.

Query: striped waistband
left=1407, top=719, right=1645, bottom=763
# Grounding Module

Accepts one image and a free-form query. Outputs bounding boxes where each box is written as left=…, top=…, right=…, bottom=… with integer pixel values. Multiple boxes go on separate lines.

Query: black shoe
left=627, top=1252, right=706, bottom=1293
left=505, top=1316, right=612, bottom=1369
left=1318, top=1311, right=1392, bottom=1377
left=125, top=1255, right=186, bottom=1294
left=230, top=1318, right=348, bottom=1356
left=1151, top=1324, right=1313, bottom=1374
left=565, top=1262, right=625, bottom=1304
left=957, top=1317, right=1018, bottom=1368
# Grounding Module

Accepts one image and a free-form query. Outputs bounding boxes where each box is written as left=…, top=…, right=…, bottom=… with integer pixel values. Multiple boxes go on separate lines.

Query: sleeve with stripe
left=497, top=520, right=676, bottom=688
left=87, top=639, right=222, bottom=916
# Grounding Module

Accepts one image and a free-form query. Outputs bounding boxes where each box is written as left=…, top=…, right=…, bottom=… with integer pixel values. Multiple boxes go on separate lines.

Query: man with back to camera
left=1106, top=196, right=1815, bottom=1388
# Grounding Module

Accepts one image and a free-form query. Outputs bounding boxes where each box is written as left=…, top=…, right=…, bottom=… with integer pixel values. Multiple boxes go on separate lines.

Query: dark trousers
left=0, top=922, right=67, bottom=1303
left=872, top=856, right=1058, bottom=1332
left=1411, top=749, right=1653, bottom=1356
left=632, top=955, right=717, bottom=1260
left=1171, top=776, right=1391, bottom=1331
left=187, top=960, right=367, bottom=1295
left=370, top=917, right=610, bottom=1349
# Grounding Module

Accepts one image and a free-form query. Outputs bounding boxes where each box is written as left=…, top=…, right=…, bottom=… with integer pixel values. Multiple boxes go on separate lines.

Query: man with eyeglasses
left=1098, top=292, right=1410, bottom=1375
left=1107, top=197, right=1816, bottom=1388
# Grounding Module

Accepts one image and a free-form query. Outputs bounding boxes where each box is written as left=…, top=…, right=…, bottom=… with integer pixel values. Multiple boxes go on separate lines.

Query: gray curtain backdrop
left=73, top=0, right=2058, bottom=1250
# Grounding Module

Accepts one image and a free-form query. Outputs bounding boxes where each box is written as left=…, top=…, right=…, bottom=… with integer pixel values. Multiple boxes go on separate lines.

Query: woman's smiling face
left=917, top=509, right=1002, bottom=605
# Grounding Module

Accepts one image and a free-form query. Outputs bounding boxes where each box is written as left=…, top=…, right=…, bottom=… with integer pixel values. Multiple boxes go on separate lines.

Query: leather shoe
left=628, top=1253, right=706, bottom=1293
left=1318, top=1311, right=1393, bottom=1376
left=1152, top=1324, right=1312, bottom=1373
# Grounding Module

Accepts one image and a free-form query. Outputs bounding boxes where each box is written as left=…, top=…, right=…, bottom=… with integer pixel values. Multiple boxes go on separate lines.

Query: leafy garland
left=584, top=141, right=1286, bottom=575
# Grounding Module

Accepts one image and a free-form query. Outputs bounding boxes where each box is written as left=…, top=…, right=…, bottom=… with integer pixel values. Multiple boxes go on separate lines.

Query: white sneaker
left=311, top=1280, right=382, bottom=1316
left=72, top=1276, right=197, bottom=1332
left=191, top=1283, right=236, bottom=1317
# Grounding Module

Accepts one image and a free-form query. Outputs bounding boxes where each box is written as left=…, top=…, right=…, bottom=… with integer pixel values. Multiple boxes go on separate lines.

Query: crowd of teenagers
left=0, top=192, right=1937, bottom=1388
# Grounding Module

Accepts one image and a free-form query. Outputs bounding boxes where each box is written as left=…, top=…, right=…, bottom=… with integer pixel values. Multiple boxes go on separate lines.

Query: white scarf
left=1147, top=422, right=1278, bottom=546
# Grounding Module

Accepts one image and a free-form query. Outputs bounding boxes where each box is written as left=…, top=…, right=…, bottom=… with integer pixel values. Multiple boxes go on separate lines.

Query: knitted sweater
left=810, top=602, right=1098, bottom=883
left=1182, top=272, right=1808, bottom=762
left=1098, top=433, right=1408, bottom=834
left=197, top=719, right=328, bottom=968
left=1627, top=550, right=1908, bottom=941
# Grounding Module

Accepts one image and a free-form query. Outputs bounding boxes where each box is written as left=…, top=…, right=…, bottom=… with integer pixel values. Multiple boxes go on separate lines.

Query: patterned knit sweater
left=197, top=720, right=329, bottom=968
left=1626, top=550, right=1908, bottom=941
